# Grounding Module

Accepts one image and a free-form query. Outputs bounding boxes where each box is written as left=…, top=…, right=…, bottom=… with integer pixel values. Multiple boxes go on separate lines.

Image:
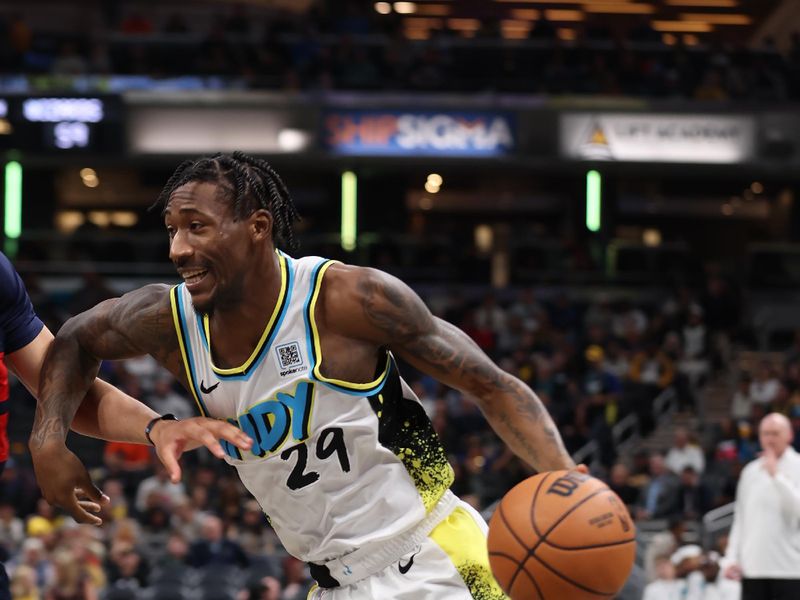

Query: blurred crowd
left=0, top=3, right=799, bottom=100
left=0, top=260, right=765, bottom=599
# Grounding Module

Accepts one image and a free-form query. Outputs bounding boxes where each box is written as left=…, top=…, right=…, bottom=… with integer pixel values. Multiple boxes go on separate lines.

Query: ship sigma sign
left=323, top=110, right=515, bottom=156
left=560, top=113, right=755, bottom=164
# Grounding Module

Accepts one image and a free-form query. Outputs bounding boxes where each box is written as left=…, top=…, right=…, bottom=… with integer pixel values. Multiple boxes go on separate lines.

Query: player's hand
left=30, top=443, right=109, bottom=526
left=724, top=563, right=743, bottom=580
left=149, top=417, right=253, bottom=483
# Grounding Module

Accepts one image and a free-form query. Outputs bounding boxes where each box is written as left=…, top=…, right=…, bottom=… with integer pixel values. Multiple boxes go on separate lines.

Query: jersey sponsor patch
left=276, top=341, right=307, bottom=376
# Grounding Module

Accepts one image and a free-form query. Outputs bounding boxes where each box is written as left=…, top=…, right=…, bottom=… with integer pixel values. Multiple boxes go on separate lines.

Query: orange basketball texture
left=487, top=470, right=636, bottom=600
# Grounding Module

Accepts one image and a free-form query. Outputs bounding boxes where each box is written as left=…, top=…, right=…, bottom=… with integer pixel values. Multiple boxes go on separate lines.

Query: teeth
left=183, top=270, right=207, bottom=283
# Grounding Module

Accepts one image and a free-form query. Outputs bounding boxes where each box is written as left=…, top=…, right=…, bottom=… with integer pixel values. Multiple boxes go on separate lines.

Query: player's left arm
left=328, top=265, right=575, bottom=472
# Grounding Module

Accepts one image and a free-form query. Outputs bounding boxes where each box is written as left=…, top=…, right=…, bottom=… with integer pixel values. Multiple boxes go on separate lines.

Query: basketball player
left=32, top=152, right=580, bottom=599
left=0, top=251, right=250, bottom=600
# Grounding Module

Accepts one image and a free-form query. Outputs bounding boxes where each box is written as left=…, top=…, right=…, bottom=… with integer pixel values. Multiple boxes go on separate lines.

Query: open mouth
left=182, top=269, right=209, bottom=287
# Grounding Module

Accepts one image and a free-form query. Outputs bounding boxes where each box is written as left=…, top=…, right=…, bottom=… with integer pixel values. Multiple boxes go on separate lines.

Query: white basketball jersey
left=170, top=252, right=454, bottom=562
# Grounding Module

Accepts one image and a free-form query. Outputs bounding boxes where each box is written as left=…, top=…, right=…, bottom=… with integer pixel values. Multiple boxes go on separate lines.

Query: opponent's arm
left=329, top=266, right=574, bottom=472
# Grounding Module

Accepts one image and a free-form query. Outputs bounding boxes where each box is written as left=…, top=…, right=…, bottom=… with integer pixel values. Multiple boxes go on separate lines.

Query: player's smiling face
left=164, top=181, right=252, bottom=314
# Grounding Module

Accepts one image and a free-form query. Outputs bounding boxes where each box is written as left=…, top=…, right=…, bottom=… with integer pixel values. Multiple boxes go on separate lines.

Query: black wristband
left=144, top=413, right=178, bottom=445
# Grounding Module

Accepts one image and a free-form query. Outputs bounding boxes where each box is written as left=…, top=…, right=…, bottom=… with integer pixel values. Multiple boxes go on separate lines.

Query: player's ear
left=250, top=209, right=273, bottom=242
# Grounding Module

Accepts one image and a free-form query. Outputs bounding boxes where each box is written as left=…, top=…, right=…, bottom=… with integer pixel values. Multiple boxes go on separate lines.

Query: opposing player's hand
left=30, top=443, right=109, bottom=526
left=149, top=417, right=253, bottom=483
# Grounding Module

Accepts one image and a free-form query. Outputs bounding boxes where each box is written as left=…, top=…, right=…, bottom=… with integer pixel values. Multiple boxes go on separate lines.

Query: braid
left=152, top=152, right=301, bottom=252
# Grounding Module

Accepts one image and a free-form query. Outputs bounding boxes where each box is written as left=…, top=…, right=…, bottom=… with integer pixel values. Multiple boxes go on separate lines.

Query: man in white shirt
left=666, top=428, right=706, bottom=475
left=723, top=413, right=800, bottom=599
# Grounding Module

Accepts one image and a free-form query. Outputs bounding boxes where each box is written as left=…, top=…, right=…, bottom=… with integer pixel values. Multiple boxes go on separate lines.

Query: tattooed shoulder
left=352, top=267, right=433, bottom=343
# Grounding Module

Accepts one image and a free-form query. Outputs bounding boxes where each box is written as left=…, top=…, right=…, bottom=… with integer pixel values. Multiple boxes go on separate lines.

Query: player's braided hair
left=153, top=151, right=300, bottom=252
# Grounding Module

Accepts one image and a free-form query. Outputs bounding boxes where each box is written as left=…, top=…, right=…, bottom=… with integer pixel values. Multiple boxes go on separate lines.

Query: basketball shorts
left=308, top=499, right=508, bottom=600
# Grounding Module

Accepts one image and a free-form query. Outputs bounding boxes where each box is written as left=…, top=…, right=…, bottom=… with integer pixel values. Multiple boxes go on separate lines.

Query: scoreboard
left=0, top=95, right=124, bottom=154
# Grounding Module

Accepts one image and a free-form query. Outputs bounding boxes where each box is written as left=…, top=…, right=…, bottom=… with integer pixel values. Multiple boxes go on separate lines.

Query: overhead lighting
left=277, top=128, right=310, bottom=152
left=55, top=211, right=85, bottom=234
left=584, top=3, right=655, bottom=14
left=447, top=18, right=481, bottom=31
left=751, top=182, right=764, bottom=194
left=643, top=229, right=662, bottom=247
left=394, top=2, right=417, bottom=14
left=683, top=34, right=699, bottom=45
left=80, top=167, right=99, bottom=188
left=680, top=13, right=751, bottom=25
left=404, top=27, right=431, bottom=39
left=88, top=211, right=111, bottom=227
left=110, top=211, right=138, bottom=227
left=545, top=9, right=584, bottom=22
left=427, top=173, right=443, bottom=187
left=406, top=17, right=444, bottom=27
left=558, top=28, right=577, bottom=41
left=510, top=9, right=540, bottom=19
left=424, top=181, right=440, bottom=194
left=652, top=20, right=713, bottom=32
left=666, top=0, right=737, bottom=6
left=415, top=4, right=450, bottom=15
left=375, top=1, right=392, bottom=14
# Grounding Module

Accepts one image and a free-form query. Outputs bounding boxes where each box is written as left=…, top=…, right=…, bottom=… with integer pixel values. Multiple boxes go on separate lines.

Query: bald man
left=723, top=413, right=800, bottom=600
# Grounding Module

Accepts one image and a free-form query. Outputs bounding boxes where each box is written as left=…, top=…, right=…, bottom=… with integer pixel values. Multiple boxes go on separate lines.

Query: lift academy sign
left=560, top=113, right=755, bottom=164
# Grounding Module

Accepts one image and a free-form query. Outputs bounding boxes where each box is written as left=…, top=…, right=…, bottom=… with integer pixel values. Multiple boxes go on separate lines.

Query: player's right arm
left=30, top=284, right=250, bottom=523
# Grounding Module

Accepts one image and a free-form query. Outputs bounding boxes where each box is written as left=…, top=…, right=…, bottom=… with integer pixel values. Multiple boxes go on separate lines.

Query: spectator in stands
left=279, top=556, right=313, bottom=600
left=0, top=503, right=24, bottom=558
left=629, top=342, right=675, bottom=435
left=160, top=531, right=189, bottom=571
left=642, top=555, right=679, bottom=600
left=637, top=452, right=680, bottom=520
left=241, top=576, right=281, bottom=600
left=666, top=428, right=706, bottom=475
left=105, top=542, right=149, bottom=589
left=134, top=462, right=186, bottom=514
left=724, top=413, right=800, bottom=599
left=103, top=440, right=151, bottom=499
left=644, top=517, right=688, bottom=583
left=43, top=547, right=97, bottom=600
left=187, top=514, right=249, bottom=569
left=731, top=374, right=753, bottom=421
left=7, top=539, right=51, bottom=592
left=696, top=551, right=741, bottom=600
left=608, top=463, right=640, bottom=514
left=8, top=564, right=38, bottom=600
left=749, top=362, right=781, bottom=408
left=676, top=466, right=713, bottom=521
left=145, top=374, right=194, bottom=421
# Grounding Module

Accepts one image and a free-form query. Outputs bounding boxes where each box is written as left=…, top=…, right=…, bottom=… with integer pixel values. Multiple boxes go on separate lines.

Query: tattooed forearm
left=29, top=415, right=68, bottom=451
left=356, top=269, right=572, bottom=471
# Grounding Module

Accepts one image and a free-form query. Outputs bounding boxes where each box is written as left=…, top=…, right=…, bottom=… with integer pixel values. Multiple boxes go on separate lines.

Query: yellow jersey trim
left=308, top=261, right=390, bottom=390
left=170, top=286, right=206, bottom=416
left=204, top=252, right=288, bottom=376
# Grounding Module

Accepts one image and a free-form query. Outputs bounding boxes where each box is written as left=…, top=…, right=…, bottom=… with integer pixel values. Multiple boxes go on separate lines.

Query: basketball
left=487, top=470, right=636, bottom=600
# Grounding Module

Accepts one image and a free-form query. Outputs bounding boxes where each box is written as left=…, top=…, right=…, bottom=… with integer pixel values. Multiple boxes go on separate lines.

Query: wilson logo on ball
left=546, top=471, right=591, bottom=497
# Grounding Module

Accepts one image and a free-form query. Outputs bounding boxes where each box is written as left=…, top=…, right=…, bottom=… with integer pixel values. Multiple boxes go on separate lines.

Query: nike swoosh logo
left=398, top=550, right=419, bottom=575
left=200, top=380, right=219, bottom=394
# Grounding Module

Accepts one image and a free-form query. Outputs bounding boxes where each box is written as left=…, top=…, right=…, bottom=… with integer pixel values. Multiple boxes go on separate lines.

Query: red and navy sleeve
left=0, top=251, right=44, bottom=355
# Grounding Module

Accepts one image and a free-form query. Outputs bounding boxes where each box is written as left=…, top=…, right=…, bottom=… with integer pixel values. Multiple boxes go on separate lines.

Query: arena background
left=1, top=0, right=800, bottom=598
